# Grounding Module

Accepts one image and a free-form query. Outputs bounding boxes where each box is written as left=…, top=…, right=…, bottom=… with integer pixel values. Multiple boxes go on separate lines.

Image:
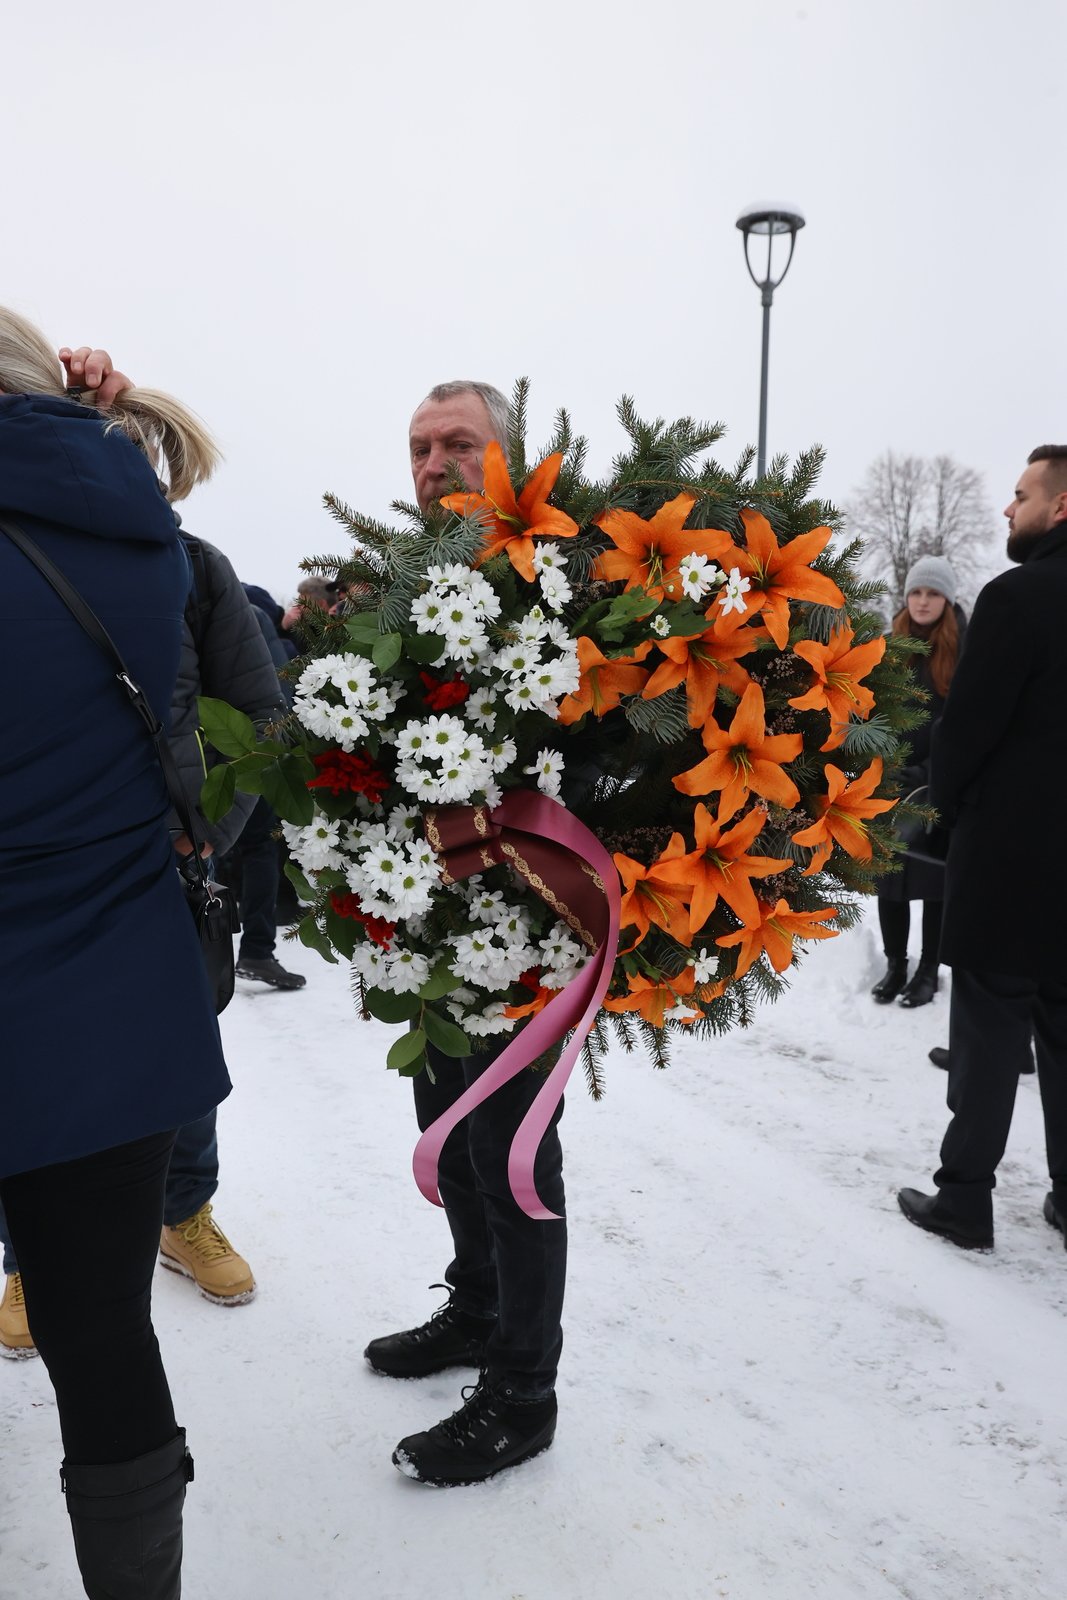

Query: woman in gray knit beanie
left=870, top=557, right=963, bottom=1008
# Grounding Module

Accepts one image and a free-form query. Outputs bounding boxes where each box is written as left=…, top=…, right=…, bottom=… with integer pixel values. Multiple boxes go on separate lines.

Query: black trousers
left=935, top=966, right=1067, bottom=1219
left=227, top=796, right=280, bottom=962
left=413, top=1044, right=566, bottom=1397
left=0, top=1131, right=178, bottom=1465
left=877, top=897, right=943, bottom=963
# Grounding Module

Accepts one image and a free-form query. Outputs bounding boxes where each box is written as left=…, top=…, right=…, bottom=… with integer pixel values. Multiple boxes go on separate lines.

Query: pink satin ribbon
left=412, top=789, right=621, bottom=1221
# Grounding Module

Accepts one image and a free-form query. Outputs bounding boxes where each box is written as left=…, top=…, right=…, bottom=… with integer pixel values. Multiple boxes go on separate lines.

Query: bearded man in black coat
left=898, top=446, right=1067, bottom=1250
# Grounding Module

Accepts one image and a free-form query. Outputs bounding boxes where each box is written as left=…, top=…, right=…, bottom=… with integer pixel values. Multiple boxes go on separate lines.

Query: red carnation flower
left=308, top=749, right=390, bottom=803
left=419, top=670, right=470, bottom=711
left=329, top=891, right=396, bottom=949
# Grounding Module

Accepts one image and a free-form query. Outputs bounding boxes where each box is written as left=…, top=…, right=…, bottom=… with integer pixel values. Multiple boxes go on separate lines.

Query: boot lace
left=8, top=1273, right=25, bottom=1311
left=173, top=1205, right=235, bottom=1263
left=438, top=1375, right=499, bottom=1447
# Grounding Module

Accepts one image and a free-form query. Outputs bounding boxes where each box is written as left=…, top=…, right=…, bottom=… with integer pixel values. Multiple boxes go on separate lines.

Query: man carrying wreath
left=362, top=380, right=565, bottom=1486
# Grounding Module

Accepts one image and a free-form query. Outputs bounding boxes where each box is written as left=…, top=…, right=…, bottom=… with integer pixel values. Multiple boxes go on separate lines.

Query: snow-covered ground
left=3, top=907, right=1064, bottom=1600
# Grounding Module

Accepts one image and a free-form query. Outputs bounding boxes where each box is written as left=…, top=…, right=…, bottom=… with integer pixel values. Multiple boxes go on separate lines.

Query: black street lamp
left=736, top=202, right=806, bottom=478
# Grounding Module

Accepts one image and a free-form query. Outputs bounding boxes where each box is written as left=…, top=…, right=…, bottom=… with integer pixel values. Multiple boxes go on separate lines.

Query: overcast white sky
left=4, top=1, right=1064, bottom=599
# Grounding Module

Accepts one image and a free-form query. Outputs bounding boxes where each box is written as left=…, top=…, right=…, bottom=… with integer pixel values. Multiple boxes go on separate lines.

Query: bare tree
left=848, top=452, right=997, bottom=609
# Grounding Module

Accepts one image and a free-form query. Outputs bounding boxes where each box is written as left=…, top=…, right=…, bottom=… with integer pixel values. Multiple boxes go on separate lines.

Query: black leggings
left=878, top=897, right=943, bottom=964
left=0, top=1130, right=177, bottom=1465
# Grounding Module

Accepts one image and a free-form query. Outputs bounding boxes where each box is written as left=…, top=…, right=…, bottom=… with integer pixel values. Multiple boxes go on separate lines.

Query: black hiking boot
left=392, top=1373, right=557, bottom=1486
left=235, top=955, right=307, bottom=990
left=364, top=1291, right=495, bottom=1378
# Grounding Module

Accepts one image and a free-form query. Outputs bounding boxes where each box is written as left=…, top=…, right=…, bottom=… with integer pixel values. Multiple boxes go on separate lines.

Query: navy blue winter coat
left=0, top=394, right=230, bottom=1179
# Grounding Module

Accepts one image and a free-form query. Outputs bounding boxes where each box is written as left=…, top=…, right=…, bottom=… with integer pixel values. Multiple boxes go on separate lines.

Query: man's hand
left=59, top=346, right=134, bottom=407
left=174, top=834, right=214, bottom=859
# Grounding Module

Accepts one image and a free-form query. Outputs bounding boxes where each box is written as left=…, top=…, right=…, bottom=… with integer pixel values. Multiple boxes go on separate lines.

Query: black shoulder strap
left=181, top=533, right=213, bottom=657
left=0, top=513, right=212, bottom=889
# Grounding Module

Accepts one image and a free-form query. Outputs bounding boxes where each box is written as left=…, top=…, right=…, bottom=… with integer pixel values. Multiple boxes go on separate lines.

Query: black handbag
left=895, top=783, right=949, bottom=871
left=1, top=515, right=238, bottom=1013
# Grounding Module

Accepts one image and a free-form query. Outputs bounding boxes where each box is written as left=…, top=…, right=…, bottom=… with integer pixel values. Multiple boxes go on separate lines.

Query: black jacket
left=930, top=525, right=1067, bottom=976
left=170, top=537, right=286, bottom=855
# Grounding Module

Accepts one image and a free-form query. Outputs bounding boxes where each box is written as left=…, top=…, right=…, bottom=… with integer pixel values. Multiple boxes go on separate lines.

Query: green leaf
left=344, top=615, right=382, bottom=647
left=283, top=861, right=317, bottom=903
left=197, top=697, right=258, bottom=757
left=200, top=761, right=236, bottom=823
left=372, top=633, right=403, bottom=673
left=255, top=753, right=317, bottom=825
left=422, top=1006, right=471, bottom=1057
left=418, top=960, right=462, bottom=1001
left=296, top=915, right=337, bottom=964
left=363, top=987, right=422, bottom=1024
left=227, top=751, right=277, bottom=795
left=405, top=631, right=446, bottom=664
left=387, top=1028, right=427, bottom=1073
left=325, top=908, right=359, bottom=960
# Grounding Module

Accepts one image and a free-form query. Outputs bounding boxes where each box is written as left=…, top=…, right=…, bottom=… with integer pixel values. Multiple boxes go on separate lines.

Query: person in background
left=0, top=314, right=229, bottom=1597
left=898, top=447, right=1067, bottom=1250
left=871, top=557, right=964, bottom=1009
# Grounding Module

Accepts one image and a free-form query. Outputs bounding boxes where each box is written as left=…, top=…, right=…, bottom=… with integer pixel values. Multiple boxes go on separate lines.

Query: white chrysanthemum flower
left=664, top=1001, right=700, bottom=1023
left=524, top=748, right=565, bottom=799
left=410, top=592, right=447, bottom=633
left=677, top=553, right=717, bottom=601
left=396, top=723, right=430, bottom=761
left=387, top=805, right=422, bottom=840
left=527, top=654, right=580, bottom=699
left=501, top=678, right=543, bottom=713
left=351, top=943, right=387, bottom=985
left=293, top=659, right=332, bottom=696
left=487, top=736, right=518, bottom=771
left=538, top=576, right=572, bottom=614
left=718, top=567, right=752, bottom=617
left=480, top=779, right=504, bottom=809
left=465, top=689, right=499, bottom=729
left=468, top=888, right=507, bottom=923
left=362, top=684, right=401, bottom=723
left=493, top=642, right=542, bottom=678
left=688, top=947, right=720, bottom=984
left=327, top=705, right=370, bottom=751
left=440, top=626, right=491, bottom=665
left=650, top=614, right=671, bottom=638
left=394, top=762, right=441, bottom=801
left=329, top=657, right=376, bottom=703
left=384, top=948, right=431, bottom=994
left=292, top=694, right=336, bottom=740
left=465, top=1004, right=518, bottom=1038
left=289, top=819, right=345, bottom=872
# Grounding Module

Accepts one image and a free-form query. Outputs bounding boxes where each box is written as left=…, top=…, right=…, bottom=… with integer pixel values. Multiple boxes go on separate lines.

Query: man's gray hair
left=419, top=380, right=512, bottom=447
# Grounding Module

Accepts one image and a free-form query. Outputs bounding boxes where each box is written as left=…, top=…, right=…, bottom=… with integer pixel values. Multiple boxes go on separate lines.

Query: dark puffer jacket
left=170, top=536, right=286, bottom=854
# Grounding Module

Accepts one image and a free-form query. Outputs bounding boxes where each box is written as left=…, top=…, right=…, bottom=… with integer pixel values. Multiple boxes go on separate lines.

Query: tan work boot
left=159, top=1204, right=256, bottom=1305
left=0, top=1273, right=38, bottom=1359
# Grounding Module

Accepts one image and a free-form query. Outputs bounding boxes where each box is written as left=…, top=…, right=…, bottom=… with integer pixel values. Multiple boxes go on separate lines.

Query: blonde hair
left=0, top=306, right=220, bottom=503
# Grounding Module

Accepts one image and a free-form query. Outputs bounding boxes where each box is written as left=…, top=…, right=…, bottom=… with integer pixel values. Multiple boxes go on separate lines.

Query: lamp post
left=736, top=202, right=806, bottom=478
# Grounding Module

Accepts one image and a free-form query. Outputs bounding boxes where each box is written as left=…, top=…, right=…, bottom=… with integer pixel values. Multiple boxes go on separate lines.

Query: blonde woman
left=0, top=309, right=229, bottom=1598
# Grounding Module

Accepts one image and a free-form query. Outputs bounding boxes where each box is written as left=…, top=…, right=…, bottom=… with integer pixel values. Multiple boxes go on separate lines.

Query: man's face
left=409, top=394, right=496, bottom=514
left=1004, top=460, right=1067, bottom=562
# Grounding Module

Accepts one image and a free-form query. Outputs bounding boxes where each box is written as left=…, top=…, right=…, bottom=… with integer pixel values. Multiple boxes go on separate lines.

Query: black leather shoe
left=872, top=958, right=908, bottom=1003
left=897, top=1188, right=993, bottom=1250
left=899, top=961, right=939, bottom=1008
left=928, top=1044, right=1035, bottom=1075
left=1043, top=1193, right=1067, bottom=1247
left=365, top=1291, right=495, bottom=1378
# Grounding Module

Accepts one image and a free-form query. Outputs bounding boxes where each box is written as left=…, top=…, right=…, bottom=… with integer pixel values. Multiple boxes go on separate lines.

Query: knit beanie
left=903, top=554, right=957, bottom=605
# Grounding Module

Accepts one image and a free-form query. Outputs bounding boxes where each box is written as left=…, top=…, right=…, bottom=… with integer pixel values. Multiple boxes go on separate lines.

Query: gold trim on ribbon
left=500, top=841, right=597, bottom=952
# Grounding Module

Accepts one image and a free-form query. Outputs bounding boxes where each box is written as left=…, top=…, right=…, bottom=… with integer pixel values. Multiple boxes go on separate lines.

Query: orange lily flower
left=603, top=965, right=701, bottom=1028
left=789, top=626, right=886, bottom=751
left=592, top=494, right=735, bottom=602
left=556, top=636, right=651, bottom=725
left=716, top=897, right=838, bottom=978
left=504, top=982, right=554, bottom=1021
left=791, top=757, right=897, bottom=874
left=440, top=441, right=579, bottom=582
left=673, top=681, right=803, bottom=815
left=642, top=616, right=763, bottom=728
left=614, top=832, right=693, bottom=951
left=715, top=509, right=845, bottom=650
left=654, top=801, right=792, bottom=934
